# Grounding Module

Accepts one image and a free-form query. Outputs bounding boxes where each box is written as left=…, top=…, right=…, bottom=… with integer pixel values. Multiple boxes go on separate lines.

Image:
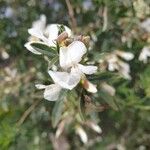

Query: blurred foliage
left=0, top=0, right=150, bottom=149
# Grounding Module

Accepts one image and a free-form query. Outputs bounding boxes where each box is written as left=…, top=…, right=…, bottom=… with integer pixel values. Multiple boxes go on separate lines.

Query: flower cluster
left=25, top=15, right=97, bottom=101
left=99, top=50, right=134, bottom=79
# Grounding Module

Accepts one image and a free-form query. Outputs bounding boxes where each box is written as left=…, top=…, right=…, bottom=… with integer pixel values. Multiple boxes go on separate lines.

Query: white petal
left=120, top=70, right=131, bottom=80
left=28, top=28, right=45, bottom=40
left=45, top=24, right=72, bottom=40
left=35, top=84, right=47, bottom=89
left=45, top=24, right=59, bottom=41
left=59, top=46, right=70, bottom=69
left=76, top=127, right=88, bottom=144
left=60, top=41, right=87, bottom=68
left=116, top=51, right=134, bottom=61
left=45, top=24, right=72, bottom=47
left=78, top=64, right=97, bottom=75
left=24, top=42, right=41, bottom=55
left=48, top=71, right=80, bottom=90
left=108, top=63, right=118, bottom=71
left=68, top=41, right=87, bottom=64
left=90, top=123, right=102, bottom=133
left=32, top=14, right=46, bottom=31
left=44, top=84, right=62, bottom=101
left=64, top=26, right=72, bottom=37
left=107, top=55, right=119, bottom=71
left=119, top=61, right=130, bottom=73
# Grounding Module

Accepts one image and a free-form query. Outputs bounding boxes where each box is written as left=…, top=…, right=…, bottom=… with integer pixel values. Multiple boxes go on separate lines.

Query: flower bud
left=82, top=79, right=97, bottom=93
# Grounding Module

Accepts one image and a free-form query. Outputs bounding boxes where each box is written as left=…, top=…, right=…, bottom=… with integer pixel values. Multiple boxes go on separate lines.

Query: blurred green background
left=0, top=0, right=150, bottom=149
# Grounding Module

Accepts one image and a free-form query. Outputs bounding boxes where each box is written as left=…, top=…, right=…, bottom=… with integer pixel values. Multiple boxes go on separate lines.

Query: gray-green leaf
left=51, top=91, right=66, bottom=128
left=31, top=43, right=57, bottom=57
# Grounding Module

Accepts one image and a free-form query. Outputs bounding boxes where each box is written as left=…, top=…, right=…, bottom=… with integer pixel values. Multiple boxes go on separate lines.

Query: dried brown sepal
left=63, top=38, right=74, bottom=46
left=76, top=35, right=90, bottom=47
left=55, top=31, right=69, bottom=44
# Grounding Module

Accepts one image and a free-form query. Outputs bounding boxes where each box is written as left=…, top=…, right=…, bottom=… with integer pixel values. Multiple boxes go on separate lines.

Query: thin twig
left=65, top=0, right=77, bottom=31
left=16, top=99, right=41, bottom=126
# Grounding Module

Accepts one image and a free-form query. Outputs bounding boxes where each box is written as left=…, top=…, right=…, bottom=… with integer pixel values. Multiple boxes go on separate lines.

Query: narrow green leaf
left=78, top=92, right=86, bottom=121
left=48, top=56, right=59, bottom=70
left=31, top=43, right=57, bottom=57
left=58, top=24, right=65, bottom=34
left=135, top=105, right=150, bottom=110
left=51, top=90, right=66, bottom=128
left=88, top=72, right=114, bottom=81
left=99, top=91, right=119, bottom=110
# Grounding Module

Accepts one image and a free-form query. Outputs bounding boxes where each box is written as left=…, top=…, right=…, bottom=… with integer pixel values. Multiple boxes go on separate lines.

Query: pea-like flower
left=24, top=14, right=72, bottom=54
left=49, top=41, right=97, bottom=90
left=99, top=50, right=134, bottom=79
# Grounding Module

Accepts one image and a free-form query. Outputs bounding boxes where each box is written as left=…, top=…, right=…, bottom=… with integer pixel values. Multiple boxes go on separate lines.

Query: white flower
left=140, top=18, right=150, bottom=33
left=28, top=24, right=71, bottom=47
left=25, top=14, right=72, bottom=54
left=35, top=68, right=83, bottom=101
left=102, top=50, right=134, bottom=80
left=35, top=84, right=62, bottom=101
left=139, top=46, right=150, bottom=63
left=48, top=41, right=97, bottom=91
left=59, top=41, right=97, bottom=80
left=36, top=41, right=97, bottom=101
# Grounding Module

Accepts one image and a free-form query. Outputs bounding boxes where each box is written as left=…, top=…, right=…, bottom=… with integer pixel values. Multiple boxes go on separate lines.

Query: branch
left=65, top=0, right=77, bottom=31
left=16, top=98, right=41, bottom=126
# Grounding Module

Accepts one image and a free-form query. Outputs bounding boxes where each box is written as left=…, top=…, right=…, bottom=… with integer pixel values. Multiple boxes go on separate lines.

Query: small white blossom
left=139, top=46, right=150, bottom=63
left=100, top=50, right=134, bottom=80
left=25, top=14, right=72, bottom=54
